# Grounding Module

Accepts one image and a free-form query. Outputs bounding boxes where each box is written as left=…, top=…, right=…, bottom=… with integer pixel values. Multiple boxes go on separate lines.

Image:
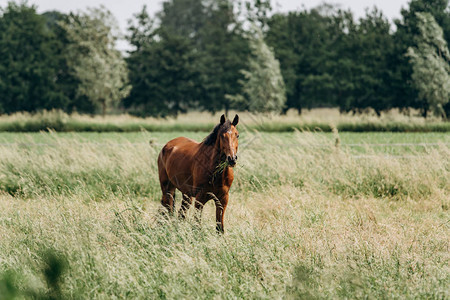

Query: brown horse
left=157, top=114, right=239, bottom=233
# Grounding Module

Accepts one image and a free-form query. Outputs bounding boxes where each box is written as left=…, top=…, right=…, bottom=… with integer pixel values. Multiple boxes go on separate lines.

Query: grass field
left=0, top=109, right=449, bottom=132
left=0, top=130, right=449, bottom=298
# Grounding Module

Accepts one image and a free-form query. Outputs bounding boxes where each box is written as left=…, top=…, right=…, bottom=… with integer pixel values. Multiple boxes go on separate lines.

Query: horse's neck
left=199, top=140, right=221, bottom=171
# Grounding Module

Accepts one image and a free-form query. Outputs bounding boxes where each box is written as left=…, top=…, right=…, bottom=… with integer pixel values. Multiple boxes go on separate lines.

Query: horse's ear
left=232, top=114, right=239, bottom=126
left=220, top=114, right=226, bottom=125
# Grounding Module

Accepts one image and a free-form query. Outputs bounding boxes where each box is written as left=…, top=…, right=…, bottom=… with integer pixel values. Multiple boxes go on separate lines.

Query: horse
left=157, top=114, right=239, bottom=233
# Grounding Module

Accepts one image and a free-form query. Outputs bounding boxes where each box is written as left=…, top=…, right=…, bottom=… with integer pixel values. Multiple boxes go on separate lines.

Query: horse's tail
left=158, top=143, right=174, bottom=171
left=158, top=145, right=167, bottom=172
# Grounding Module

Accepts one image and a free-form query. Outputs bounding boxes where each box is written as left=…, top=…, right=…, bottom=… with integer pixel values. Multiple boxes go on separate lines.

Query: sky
left=1, top=0, right=411, bottom=50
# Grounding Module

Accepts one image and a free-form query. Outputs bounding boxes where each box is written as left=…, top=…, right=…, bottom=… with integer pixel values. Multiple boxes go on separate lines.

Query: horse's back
left=166, top=136, right=198, bottom=149
left=159, top=137, right=198, bottom=162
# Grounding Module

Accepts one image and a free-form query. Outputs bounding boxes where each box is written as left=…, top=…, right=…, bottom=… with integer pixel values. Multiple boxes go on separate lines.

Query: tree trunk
left=422, top=108, right=428, bottom=118
left=101, top=101, right=106, bottom=117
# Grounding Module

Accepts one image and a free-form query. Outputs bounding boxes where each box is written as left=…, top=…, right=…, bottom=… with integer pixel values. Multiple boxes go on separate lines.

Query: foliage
left=229, top=27, right=286, bottom=113
left=125, top=7, right=200, bottom=117
left=60, top=6, right=130, bottom=116
left=266, top=8, right=332, bottom=113
left=41, top=11, right=94, bottom=114
left=125, top=0, right=250, bottom=116
left=244, top=0, right=272, bottom=32
left=1, top=0, right=450, bottom=118
left=392, top=0, right=450, bottom=116
left=408, top=12, right=450, bottom=117
left=0, top=3, right=67, bottom=113
left=266, top=5, right=356, bottom=113
left=146, top=0, right=250, bottom=115
left=195, top=0, right=250, bottom=115
left=158, top=0, right=207, bottom=45
left=342, top=8, right=395, bottom=115
left=126, top=5, right=154, bottom=51
left=266, top=5, right=397, bottom=115
left=0, top=250, right=68, bottom=299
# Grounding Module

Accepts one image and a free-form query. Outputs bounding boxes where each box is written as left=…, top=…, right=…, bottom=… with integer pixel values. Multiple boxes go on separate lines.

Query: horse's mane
left=202, top=120, right=231, bottom=146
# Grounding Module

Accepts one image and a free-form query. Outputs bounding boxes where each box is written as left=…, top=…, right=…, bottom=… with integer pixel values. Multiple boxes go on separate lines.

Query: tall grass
left=0, top=131, right=448, bottom=298
left=0, top=109, right=449, bottom=132
left=0, top=131, right=448, bottom=201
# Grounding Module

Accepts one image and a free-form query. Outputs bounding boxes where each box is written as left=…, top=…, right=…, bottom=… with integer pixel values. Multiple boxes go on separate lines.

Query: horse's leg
left=161, top=187, right=175, bottom=216
left=193, top=193, right=208, bottom=224
left=178, top=194, right=192, bottom=219
left=211, top=192, right=229, bottom=234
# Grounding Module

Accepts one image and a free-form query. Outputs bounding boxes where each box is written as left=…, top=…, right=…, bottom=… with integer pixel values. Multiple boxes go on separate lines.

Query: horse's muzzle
left=227, top=155, right=237, bottom=167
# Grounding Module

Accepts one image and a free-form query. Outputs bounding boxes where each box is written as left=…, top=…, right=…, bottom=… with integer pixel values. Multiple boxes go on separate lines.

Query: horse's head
left=218, top=114, right=239, bottom=167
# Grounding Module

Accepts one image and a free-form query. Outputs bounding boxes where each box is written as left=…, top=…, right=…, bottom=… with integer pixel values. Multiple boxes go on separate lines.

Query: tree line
left=0, top=0, right=449, bottom=118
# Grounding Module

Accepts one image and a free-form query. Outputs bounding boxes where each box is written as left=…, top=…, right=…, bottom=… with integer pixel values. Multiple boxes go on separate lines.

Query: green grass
left=0, top=131, right=448, bottom=156
left=0, top=130, right=449, bottom=144
left=0, top=131, right=448, bottom=298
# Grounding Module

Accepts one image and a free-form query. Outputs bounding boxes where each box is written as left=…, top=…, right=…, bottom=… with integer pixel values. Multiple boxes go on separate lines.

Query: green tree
left=407, top=12, right=450, bottom=117
left=392, top=0, right=450, bottom=115
left=244, top=0, right=272, bottom=32
left=320, top=8, right=357, bottom=113
left=229, top=28, right=286, bottom=113
left=266, top=11, right=309, bottom=113
left=125, top=7, right=200, bottom=117
left=0, top=2, right=66, bottom=113
left=198, top=0, right=250, bottom=115
left=266, top=5, right=352, bottom=113
left=41, top=11, right=95, bottom=113
left=342, top=8, right=395, bottom=115
left=127, top=0, right=249, bottom=116
left=60, top=6, right=130, bottom=116
left=126, top=5, right=155, bottom=52
left=158, top=0, right=207, bottom=47
left=397, top=0, right=450, bottom=44
left=267, top=6, right=396, bottom=115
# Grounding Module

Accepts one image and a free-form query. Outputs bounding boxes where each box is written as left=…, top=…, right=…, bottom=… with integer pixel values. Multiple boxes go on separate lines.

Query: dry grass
left=0, top=131, right=448, bottom=298
left=0, top=108, right=448, bottom=132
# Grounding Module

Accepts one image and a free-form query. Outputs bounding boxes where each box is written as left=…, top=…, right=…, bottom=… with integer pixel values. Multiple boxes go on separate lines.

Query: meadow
left=0, top=109, right=449, bottom=133
left=0, top=128, right=449, bottom=298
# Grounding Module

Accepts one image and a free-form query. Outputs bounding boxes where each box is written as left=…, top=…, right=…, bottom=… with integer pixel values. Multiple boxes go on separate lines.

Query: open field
left=0, top=131, right=449, bottom=298
left=0, top=109, right=449, bottom=132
